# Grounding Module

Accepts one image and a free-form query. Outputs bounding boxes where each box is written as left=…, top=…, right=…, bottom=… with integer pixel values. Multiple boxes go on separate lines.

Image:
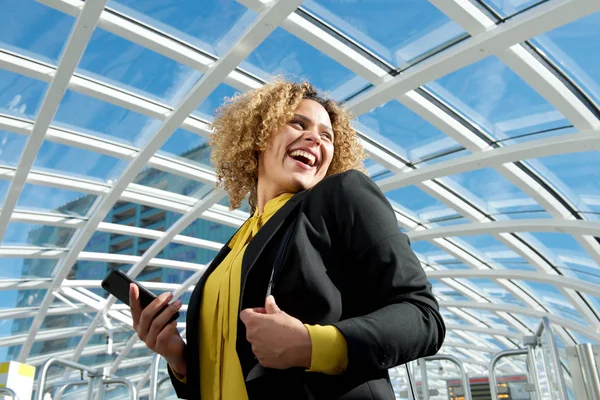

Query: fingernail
left=174, top=300, right=182, bottom=307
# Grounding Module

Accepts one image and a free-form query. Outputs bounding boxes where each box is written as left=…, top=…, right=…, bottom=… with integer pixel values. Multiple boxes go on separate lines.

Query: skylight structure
left=1, top=0, right=599, bottom=398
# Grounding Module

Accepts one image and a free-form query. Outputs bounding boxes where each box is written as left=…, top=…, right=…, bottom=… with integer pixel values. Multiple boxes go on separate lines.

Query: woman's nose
left=304, top=129, right=321, bottom=145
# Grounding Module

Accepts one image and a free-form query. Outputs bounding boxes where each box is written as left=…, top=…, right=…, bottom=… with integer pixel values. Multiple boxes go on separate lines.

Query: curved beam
left=408, top=219, right=600, bottom=241
left=429, top=269, right=600, bottom=298
left=379, top=130, right=600, bottom=192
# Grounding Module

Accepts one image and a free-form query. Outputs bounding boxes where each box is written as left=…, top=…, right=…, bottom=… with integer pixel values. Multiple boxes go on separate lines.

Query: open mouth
left=289, top=149, right=317, bottom=167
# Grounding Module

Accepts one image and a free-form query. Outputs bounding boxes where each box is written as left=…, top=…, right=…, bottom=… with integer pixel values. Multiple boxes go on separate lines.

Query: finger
left=130, top=284, right=141, bottom=328
left=265, top=295, right=280, bottom=314
left=155, top=320, right=179, bottom=350
left=138, top=292, right=173, bottom=338
left=147, top=300, right=182, bottom=348
left=252, top=307, right=267, bottom=314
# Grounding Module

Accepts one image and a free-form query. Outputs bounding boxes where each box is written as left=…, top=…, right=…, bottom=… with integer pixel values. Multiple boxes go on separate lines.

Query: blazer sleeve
left=327, top=170, right=445, bottom=378
left=167, top=350, right=189, bottom=398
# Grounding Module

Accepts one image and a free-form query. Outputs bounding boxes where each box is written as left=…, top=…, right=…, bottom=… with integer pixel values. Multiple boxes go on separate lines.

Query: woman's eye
left=291, top=120, right=305, bottom=129
left=322, top=132, right=332, bottom=140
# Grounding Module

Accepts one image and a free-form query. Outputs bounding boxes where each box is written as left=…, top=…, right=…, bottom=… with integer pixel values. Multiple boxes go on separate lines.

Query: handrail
left=149, top=354, right=162, bottom=400
left=103, top=377, right=138, bottom=399
left=0, top=387, right=19, bottom=400
left=422, top=354, right=472, bottom=400
left=489, top=349, right=528, bottom=399
left=36, top=358, right=101, bottom=400
left=537, top=317, right=568, bottom=399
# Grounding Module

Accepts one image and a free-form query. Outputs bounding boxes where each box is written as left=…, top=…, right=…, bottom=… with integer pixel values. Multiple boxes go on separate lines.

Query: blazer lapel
left=240, top=191, right=307, bottom=291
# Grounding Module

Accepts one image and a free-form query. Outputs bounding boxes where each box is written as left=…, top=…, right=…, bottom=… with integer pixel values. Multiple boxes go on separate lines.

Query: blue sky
left=0, top=0, right=600, bottom=362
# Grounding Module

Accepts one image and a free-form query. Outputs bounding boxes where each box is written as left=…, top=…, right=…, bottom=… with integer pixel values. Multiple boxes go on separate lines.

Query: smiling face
left=257, top=99, right=335, bottom=202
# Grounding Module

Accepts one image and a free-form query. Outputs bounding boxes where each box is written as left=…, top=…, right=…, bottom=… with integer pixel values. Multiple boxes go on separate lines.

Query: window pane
left=17, top=184, right=98, bottom=217
left=355, top=100, right=469, bottom=165
left=0, top=131, right=27, bottom=167
left=3, top=223, right=75, bottom=247
left=0, top=69, right=48, bottom=119
left=515, top=280, right=585, bottom=325
left=531, top=11, right=600, bottom=108
left=526, top=152, right=600, bottom=216
left=425, top=56, right=569, bottom=142
left=158, top=131, right=212, bottom=168
left=0, top=258, right=58, bottom=279
left=54, top=90, right=162, bottom=147
left=1, top=0, right=75, bottom=63
left=302, top=0, right=465, bottom=68
left=483, top=0, right=547, bottom=18
left=133, top=167, right=207, bottom=198
left=241, top=28, right=369, bottom=101
left=34, top=140, right=126, bottom=183
left=108, top=0, right=257, bottom=56
left=78, top=28, right=204, bottom=105
left=194, top=83, right=238, bottom=121
left=386, top=185, right=462, bottom=225
left=441, top=168, right=543, bottom=215
left=1, top=289, right=47, bottom=309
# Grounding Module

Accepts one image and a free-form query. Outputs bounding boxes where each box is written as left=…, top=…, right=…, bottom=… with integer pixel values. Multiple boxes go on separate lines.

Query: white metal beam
left=345, top=0, right=600, bottom=116
left=0, top=0, right=107, bottom=246
left=429, top=269, right=600, bottom=298
left=407, top=219, right=600, bottom=241
left=378, top=129, right=600, bottom=191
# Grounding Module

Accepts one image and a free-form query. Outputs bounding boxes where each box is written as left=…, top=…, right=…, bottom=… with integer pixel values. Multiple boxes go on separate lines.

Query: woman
left=130, top=80, right=445, bottom=399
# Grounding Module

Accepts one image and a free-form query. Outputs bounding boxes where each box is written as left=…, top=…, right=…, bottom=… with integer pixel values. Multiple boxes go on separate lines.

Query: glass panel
left=85, top=231, right=156, bottom=257
left=194, top=83, right=238, bottom=120
left=53, top=89, right=161, bottom=147
left=109, top=0, right=257, bottom=56
left=72, top=261, right=112, bottom=281
left=515, top=280, right=586, bottom=325
left=1, top=0, right=75, bottom=63
left=526, top=152, right=600, bottom=215
left=0, top=289, right=47, bottom=308
left=458, top=278, right=528, bottom=307
left=78, top=28, right=204, bottom=105
left=567, top=329, right=598, bottom=345
left=0, top=317, right=34, bottom=338
left=459, top=307, right=520, bottom=332
left=412, top=242, right=460, bottom=266
left=133, top=167, right=207, bottom=198
left=241, top=27, right=369, bottom=101
left=430, top=279, right=472, bottom=302
left=3, top=223, right=75, bottom=247
left=34, top=140, right=126, bottom=183
left=531, top=11, right=600, bottom=108
left=177, top=217, right=238, bottom=244
left=302, top=0, right=465, bottom=68
left=442, top=168, right=543, bottom=215
left=159, top=129, right=211, bottom=167
left=0, top=346, right=22, bottom=365
left=218, top=195, right=252, bottom=213
left=449, top=234, right=529, bottom=265
left=528, top=232, right=599, bottom=284
left=425, top=56, right=569, bottom=142
left=0, top=69, right=48, bottom=119
left=440, top=308, right=471, bottom=326
left=483, top=0, right=547, bottom=18
left=0, top=258, right=58, bottom=279
left=17, top=184, right=98, bottom=216
left=355, top=101, right=469, bottom=165
left=386, top=185, right=462, bottom=225
left=157, top=242, right=219, bottom=266
left=0, top=131, right=27, bottom=166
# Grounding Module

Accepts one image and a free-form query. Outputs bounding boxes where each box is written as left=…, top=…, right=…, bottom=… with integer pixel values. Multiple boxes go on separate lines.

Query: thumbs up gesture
left=240, top=296, right=312, bottom=369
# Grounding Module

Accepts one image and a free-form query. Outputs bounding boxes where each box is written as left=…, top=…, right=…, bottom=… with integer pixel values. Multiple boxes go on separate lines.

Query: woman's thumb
left=265, top=295, right=280, bottom=314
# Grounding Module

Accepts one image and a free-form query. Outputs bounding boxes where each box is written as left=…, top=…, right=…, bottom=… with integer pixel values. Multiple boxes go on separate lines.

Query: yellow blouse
left=173, top=193, right=348, bottom=399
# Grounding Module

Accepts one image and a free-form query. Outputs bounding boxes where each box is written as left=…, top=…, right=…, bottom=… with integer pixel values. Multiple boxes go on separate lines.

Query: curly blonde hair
left=210, top=79, right=366, bottom=212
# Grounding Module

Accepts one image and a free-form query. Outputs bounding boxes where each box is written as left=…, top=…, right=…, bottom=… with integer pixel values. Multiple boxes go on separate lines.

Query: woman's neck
left=256, top=179, right=288, bottom=215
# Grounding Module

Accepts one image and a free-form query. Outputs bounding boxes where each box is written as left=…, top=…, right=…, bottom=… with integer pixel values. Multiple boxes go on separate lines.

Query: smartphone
left=101, top=269, right=180, bottom=323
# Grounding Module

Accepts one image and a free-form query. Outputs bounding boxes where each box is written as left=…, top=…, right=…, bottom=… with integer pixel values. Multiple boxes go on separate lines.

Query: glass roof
left=1, top=0, right=599, bottom=397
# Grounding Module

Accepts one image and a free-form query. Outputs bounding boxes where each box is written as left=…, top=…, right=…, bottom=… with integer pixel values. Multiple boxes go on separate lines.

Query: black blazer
left=168, top=170, right=445, bottom=399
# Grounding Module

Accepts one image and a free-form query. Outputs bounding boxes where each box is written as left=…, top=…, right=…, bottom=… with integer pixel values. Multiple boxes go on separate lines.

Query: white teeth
left=289, top=150, right=316, bottom=166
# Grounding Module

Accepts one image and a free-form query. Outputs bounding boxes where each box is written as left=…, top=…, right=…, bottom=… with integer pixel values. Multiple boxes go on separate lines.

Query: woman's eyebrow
left=293, top=113, right=333, bottom=133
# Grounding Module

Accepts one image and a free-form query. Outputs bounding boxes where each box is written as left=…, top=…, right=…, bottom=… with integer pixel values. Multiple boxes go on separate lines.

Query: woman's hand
left=129, top=284, right=187, bottom=376
left=240, top=296, right=311, bottom=369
